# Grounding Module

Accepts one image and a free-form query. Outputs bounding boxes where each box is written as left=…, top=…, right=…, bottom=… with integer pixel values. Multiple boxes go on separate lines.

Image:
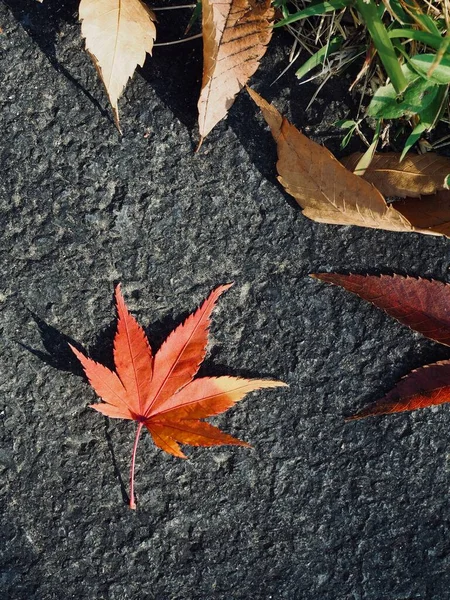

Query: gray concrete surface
left=2, top=1, right=450, bottom=599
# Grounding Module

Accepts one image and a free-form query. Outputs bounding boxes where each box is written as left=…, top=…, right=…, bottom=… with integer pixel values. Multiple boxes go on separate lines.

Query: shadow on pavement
left=139, top=6, right=203, bottom=134
left=3, top=0, right=79, bottom=58
left=4, top=0, right=111, bottom=122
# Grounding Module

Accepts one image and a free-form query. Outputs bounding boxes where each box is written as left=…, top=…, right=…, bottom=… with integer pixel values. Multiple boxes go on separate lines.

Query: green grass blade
left=398, top=86, right=448, bottom=161
left=415, top=85, right=448, bottom=129
left=388, top=29, right=449, bottom=53
left=367, top=64, right=439, bottom=119
left=355, top=0, right=407, bottom=94
left=400, top=124, right=426, bottom=161
left=398, top=85, right=447, bottom=160
left=409, top=54, right=450, bottom=85
left=274, top=0, right=352, bottom=28
left=184, top=0, right=201, bottom=35
left=296, top=36, right=343, bottom=80
left=335, top=120, right=358, bottom=149
left=383, top=0, right=413, bottom=25
left=272, top=0, right=290, bottom=19
left=352, top=121, right=381, bottom=176
left=400, top=0, right=441, bottom=36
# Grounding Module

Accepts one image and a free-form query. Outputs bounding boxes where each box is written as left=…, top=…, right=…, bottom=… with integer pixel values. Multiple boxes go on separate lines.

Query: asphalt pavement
left=2, top=1, right=450, bottom=599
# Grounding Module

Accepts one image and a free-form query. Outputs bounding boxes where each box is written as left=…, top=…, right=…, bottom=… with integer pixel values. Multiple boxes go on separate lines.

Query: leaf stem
left=129, top=422, right=144, bottom=510
left=152, top=4, right=196, bottom=9
left=153, top=33, right=202, bottom=47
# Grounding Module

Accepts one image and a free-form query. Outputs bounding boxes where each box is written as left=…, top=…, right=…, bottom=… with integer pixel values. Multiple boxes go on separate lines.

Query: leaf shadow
left=226, top=40, right=365, bottom=193
left=4, top=0, right=78, bottom=57
left=3, top=0, right=111, bottom=123
left=314, top=266, right=450, bottom=419
left=144, top=308, right=279, bottom=380
left=143, top=310, right=191, bottom=353
left=21, top=311, right=85, bottom=376
left=26, top=300, right=276, bottom=382
left=104, top=422, right=130, bottom=506
left=198, top=349, right=281, bottom=381
left=314, top=265, right=450, bottom=282
left=138, top=8, right=202, bottom=135
left=22, top=310, right=117, bottom=375
left=24, top=311, right=129, bottom=505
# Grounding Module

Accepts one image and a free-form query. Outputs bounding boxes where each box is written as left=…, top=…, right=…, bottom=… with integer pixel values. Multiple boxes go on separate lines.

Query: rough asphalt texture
left=2, top=1, right=450, bottom=599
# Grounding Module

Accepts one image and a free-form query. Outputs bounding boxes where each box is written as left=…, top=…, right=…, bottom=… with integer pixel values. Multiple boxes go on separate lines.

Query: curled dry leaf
left=312, top=272, right=450, bottom=420
left=247, top=88, right=422, bottom=233
left=198, top=0, right=273, bottom=145
left=248, top=88, right=450, bottom=236
left=79, top=0, right=156, bottom=131
left=395, top=190, right=450, bottom=236
left=341, top=152, right=450, bottom=198
left=70, top=283, right=286, bottom=509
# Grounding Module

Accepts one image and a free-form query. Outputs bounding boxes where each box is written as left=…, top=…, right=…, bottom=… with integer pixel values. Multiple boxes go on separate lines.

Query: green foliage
left=367, top=64, right=440, bottom=119
left=276, top=0, right=450, bottom=156
left=274, top=0, right=352, bottom=28
left=296, top=36, right=343, bottom=80
left=409, top=54, right=450, bottom=85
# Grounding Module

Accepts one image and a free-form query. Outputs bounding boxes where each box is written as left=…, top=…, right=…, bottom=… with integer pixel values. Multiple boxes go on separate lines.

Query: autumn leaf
left=79, top=0, right=156, bottom=131
left=247, top=88, right=450, bottom=236
left=312, top=273, right=450, bottom=346
left=394, top=190, right=450, bottom=236
left=346, top=360, right=450, bottom=420
left=341, top=153, right=450, bottom=234
left=341, top=152, right=450, bottom=198
left=198, top=0, right=273, bottom=145
left=311, top=273, right=450, bottom=420
left=247, top=88, right=415, bottom=232
left=70, top=283, right=286, bottom=509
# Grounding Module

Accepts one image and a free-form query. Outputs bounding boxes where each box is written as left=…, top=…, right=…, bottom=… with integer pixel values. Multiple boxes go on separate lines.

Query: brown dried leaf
left=395, top=190, right=450, bottom=235
left=79, top=0, right=156, bottom=131
left=341, top=152, right=450, bottom=198
left=198, top=0, right=273, bottom=144
left=247, top=88, right=425, bottom=233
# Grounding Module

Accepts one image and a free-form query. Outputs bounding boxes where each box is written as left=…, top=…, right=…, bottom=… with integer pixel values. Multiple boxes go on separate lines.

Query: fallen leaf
left=312, top=273, right=450, bottom=346
left=79, top=0, right=156, bottom=131
left=341, top=152, right=450, bottom=198
left=70, top=283, right=286, bottom=508
left=311, top=273, right=450, bottom=420
left=198, top=0, right=273, bottom=144
left=347, top=360, right=450, bottom=420
left=395, top=190, right=450, bottom=236
left=246, top=88, right=426, bottom=234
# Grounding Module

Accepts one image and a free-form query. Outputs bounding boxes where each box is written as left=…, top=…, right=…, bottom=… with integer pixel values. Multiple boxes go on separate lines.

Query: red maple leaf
left=311, top=273, right=450, bottom=421
left=70, top=283, right=286, bottom=508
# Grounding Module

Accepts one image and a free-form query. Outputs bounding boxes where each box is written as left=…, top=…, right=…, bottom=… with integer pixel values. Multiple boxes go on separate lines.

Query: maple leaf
left=247, top=87, right=450, bottom=236
left=79, top=0, right=156, bottom=132
left=311, top=273, right=450, bottom=420
left=198, top=0, right=274, bottom=146
left=70, top=283, right=286, bottom=509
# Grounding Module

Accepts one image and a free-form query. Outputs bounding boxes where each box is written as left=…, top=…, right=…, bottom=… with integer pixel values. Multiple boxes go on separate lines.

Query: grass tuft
left=276, top=0, right=450, bottom=157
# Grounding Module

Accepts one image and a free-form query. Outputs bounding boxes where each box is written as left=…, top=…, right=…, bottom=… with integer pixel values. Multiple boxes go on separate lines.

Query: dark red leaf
left=348, top=360, right=450, bottom=420
left=312, top=273, right=450, bottom=346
